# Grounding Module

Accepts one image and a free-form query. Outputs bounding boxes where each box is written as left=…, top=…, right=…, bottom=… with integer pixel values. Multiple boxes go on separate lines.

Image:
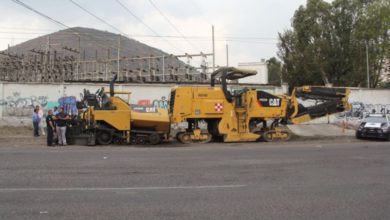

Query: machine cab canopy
left=210, top=67, right=257, bottom=86
left=210, top=67, right=257, bottom=103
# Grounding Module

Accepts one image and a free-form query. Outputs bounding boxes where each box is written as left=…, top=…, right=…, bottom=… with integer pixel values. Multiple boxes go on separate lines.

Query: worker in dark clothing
left=55, top=107, right=70, bottom=146
left=46, top=110, right=55, bottom=146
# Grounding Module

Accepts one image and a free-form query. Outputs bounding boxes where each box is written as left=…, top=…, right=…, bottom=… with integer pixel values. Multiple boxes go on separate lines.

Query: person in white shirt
left=35, top=105, right=45, bottom=136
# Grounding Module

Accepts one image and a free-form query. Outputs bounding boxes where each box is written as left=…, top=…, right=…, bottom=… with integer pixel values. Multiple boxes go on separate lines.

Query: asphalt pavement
left=0, top=140, right=389, bottom=220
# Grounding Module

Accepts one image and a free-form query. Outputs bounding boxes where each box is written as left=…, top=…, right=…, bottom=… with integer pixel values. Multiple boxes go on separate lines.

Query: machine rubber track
left=176, top=132, right=212, bottom=144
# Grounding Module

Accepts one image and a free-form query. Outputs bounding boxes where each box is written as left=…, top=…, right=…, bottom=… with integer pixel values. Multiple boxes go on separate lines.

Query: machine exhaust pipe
left=110, top=74, right=118, bottom=97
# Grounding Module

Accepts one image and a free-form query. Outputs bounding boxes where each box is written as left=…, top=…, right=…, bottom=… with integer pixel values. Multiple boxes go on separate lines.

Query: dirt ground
left=0, top=126, right=33, bottom=137
left=0, top=126, right=45, bottom=146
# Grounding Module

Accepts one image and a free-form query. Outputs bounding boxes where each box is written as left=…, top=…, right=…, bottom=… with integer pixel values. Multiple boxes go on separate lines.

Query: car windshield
left=363, top=116, right=387, bottom=123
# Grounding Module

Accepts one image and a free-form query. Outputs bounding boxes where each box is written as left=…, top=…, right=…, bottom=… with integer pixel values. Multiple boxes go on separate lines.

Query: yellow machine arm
left=288, top=86, right=351, bottom=124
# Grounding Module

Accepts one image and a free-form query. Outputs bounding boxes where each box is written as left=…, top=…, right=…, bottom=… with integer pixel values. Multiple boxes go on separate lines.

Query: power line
left=0, top=26, right=57, bottom=32
left=147, top=0, right=199, bottom=51
left=0, top=31, right=48, bottom=35
left=68, top=0, right=126, bottom=36
left=0, top=29, right=278, bottom=40
left=68, top=0, right=136, bottom=54
left=4, top=0, right=278, bottom=54
left=114, top=0, right=184, bottom=53
left=187, top=0, right=213, bottom=27
left=9, top=0, right=118, bottom=52
left=0, top=30, right=278, bottom=45
left=11, top=0, right=68, bottom=28
left=69, top=0, right=181, bottom=54
left=128, top=38, right=277, bottom=44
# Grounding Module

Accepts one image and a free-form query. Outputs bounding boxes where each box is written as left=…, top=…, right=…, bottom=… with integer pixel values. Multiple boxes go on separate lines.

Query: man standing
left=46, top=110, right=55, bottom=146
left=52, top=106, right=59, bottom=144
left=32, top=109, right=40, bottom=137
left=53, top=106, right=59, bottom=116
left=55, top=107, right=69, bottom=146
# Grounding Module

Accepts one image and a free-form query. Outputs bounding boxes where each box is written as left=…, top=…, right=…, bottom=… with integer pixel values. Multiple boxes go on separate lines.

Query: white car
left=356, top=114, right=390, bottom=141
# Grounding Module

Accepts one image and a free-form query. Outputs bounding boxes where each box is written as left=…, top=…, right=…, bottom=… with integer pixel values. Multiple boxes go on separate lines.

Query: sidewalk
left=287, top=124, right=355, bottom=137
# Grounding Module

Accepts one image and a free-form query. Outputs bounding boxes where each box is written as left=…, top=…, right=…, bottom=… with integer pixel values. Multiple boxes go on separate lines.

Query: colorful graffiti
left=58, top=96, right=78, bottom=116
left=137, top=96, right=169, bottom=109
left=0, top=92, right=49, bottom=117
left=0, top=93, right=80, bottom=117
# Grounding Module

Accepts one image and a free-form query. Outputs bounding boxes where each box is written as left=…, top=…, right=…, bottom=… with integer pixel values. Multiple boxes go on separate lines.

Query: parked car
left=356, top=114, right=390, bottom=141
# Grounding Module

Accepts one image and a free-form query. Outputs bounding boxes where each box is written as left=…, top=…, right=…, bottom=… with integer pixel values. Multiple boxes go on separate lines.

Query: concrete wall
left=300, top=88, right=390, bottom=125
left=0, top=81, right=389, bottom=127
left=348, top=88, right=390, bottom=112
left=0, top=82, right=173, bottom=126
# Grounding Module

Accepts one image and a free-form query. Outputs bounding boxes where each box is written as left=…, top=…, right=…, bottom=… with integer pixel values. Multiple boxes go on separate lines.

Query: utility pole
left=226, top=44, right=229, bottom=67
left=107, top=48, right=110, bottom=81
left=365, top=40, right=370, bottom=88
left=162, top=55, right=165, bottom=82
left=212, top=25, right=215, bottom=72
left=45, top=36, right=50, bottom=81
left=148, top=55, right=151, bottom=75
left=76, top=33, right=81, bottom=80
left=45, top=36, right=50, bottom=54
left=117, top=34, right=121, bottom=79
left=280, top=64, right=283, bottom=86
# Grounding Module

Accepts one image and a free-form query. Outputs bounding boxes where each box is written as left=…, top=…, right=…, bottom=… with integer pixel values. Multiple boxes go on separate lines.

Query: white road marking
left=0, top=184, right=246, bottom=192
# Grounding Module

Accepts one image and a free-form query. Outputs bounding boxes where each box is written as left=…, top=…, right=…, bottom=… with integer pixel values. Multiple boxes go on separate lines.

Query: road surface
left=0, top=139, right=389, bottom=220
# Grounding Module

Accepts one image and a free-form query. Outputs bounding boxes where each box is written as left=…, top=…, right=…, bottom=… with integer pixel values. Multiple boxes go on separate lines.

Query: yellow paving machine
left=169, top=67, right=351, bottom=143
left=68, top=75, right=170, bottom=145
left=68, top=67, right=350, bottom=145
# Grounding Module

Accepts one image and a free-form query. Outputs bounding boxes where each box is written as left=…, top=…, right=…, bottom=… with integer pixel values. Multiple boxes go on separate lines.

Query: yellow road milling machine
left=169, top=67, right=351, bottom=143
left=68, top=75, right=170, bottom=145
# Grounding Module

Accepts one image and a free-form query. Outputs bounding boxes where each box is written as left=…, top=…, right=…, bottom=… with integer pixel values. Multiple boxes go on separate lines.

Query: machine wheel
left=149, top=133, right=161, bottom=145
left=176, top=132, right=185, bottom=143
left=177, top=132, right=192, bottom=144
left=262, top=130, right=291, bottom=142
left=136, top=136, right=147, bottom=145
left=96, top=130, right=113, bottom=145
left=176, top=132, right=212, bottom=144
left=198, top=133, right=212, bottom=144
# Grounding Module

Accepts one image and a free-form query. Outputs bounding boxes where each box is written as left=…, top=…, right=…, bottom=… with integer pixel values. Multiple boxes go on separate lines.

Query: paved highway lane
left=0, top=141, right=389, bottom=220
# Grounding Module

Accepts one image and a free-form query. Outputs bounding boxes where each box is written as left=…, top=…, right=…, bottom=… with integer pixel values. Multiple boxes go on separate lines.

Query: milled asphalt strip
left=0, top=185, right=247, bottom=192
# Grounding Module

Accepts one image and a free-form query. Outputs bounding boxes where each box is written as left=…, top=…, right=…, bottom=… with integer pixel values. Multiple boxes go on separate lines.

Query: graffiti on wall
left=338, top=102, right=390, bottom=119
left=137, top=96, right=169, bottom=109
left=0, top=93, right=79, bottom=117
left=0, top=92, right=49, bottom=116
left=0, top=92, right=169, bottom=117
left=58, top=96, right=78, bottom=116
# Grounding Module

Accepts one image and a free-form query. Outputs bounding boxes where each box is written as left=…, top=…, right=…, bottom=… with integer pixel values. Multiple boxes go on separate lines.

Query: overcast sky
left=1, top=0, right=315, bottom=67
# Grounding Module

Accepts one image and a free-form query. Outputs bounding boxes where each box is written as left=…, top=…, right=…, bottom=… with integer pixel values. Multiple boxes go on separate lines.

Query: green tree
left=278, top=0, right=390, bottom=88
left=267, top=57, right=282, bottom=86
left=354, top=0, right=390, bottom=87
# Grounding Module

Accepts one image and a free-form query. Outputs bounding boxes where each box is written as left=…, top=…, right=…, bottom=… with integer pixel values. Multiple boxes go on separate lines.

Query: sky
left=0, top=0, right=313, bottom=67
